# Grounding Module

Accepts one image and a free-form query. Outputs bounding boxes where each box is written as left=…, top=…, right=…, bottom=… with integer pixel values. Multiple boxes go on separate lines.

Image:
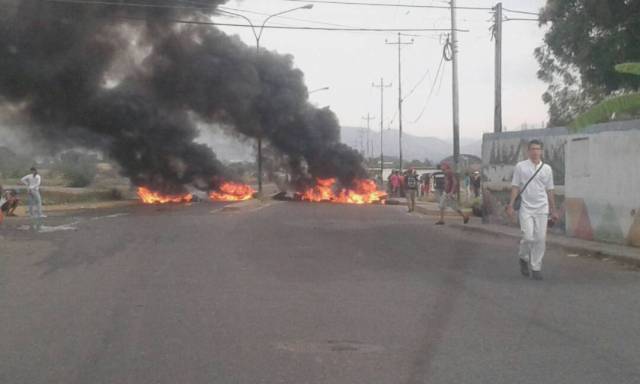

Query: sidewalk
left=390, top=197, right=472, bottom=216
left=401, top=197, right=640, bottom=266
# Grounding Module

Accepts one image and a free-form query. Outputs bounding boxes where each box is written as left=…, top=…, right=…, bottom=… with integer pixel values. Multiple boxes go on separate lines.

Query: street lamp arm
left=216, top=9, right=259, bottom=42
left=308, top=86, right=330, bottom=94
left=257, top=4, right=314, bottom=41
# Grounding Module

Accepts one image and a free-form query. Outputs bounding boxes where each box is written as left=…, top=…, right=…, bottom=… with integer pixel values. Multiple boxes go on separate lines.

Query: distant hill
left=340, top=126, right=481, bottom=163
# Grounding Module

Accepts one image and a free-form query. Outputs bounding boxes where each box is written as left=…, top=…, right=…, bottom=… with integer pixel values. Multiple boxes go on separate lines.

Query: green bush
left=53, top=151, right=98, bottom=188
left=63, top=162, right=96, bottom=187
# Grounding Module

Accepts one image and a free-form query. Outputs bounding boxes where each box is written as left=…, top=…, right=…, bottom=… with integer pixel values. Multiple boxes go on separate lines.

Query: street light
left=217, top=4, right=314, bottom=197
left=309, top=86, right=330, bottom=94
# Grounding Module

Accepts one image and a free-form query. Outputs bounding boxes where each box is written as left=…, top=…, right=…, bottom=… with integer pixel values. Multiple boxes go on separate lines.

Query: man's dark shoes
left=531, top=270, right=543, bottom=280
left=519, top=259, right=530, bottom=277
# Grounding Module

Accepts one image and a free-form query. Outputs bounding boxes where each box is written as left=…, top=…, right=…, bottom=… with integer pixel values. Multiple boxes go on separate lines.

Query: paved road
left=1, top=201, right=639, bottom=384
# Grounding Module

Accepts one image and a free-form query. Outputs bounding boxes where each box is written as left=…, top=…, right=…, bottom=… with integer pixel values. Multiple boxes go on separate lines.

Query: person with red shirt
left=436, top=163, right=470, bottom=225
left=390, top=171, right=400, bottom=197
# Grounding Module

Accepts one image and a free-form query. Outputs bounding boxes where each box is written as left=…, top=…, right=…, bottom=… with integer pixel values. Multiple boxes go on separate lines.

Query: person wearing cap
left=21, top=167, right=44, bottom=218
left=435, top=163, right=470, bottom=225
left=405, top=168, right=419, bottom=212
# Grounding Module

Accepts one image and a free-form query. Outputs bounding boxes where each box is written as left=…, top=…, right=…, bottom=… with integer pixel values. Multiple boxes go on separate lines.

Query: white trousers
left=28, top=190, right=43, bottom=218
left=518, top=210, right=548, bottom=271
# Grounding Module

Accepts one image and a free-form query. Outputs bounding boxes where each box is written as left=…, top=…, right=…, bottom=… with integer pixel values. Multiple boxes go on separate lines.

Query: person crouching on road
left=435, top=163, right=470, bottom=225
left=405, top=168, right=419, bottom=212
left=507, top=139, right=558, bottom=281
left=1, top=186, right=20, bottom=218
left=21, top=167, right=45, bottom=218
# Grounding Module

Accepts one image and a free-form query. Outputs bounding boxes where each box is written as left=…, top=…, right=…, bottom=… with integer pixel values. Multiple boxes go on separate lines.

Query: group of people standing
left=387, top=169, right=431, bottom=199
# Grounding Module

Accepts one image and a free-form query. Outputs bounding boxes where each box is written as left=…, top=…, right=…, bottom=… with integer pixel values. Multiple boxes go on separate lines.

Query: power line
left=502, top=7, right=540, bottom=16
left=411, top=54, right=445, bottom=123
left=118, top=15, right=465, bottom=32
left=216, top=6, right=357, bottom=29
left=286, top=0, right=492, bottom=11
left=46, top=0, right=471, bottom=32
left=403, top=68, right=429, bottom=101
left=504, top=17, right=539, bottom=22
left=45, top=0, right=211, bottom=11
left=286, top=0, right=540, bottom=16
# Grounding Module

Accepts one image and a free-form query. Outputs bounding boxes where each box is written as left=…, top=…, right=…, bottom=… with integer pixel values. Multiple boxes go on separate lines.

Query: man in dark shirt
left=436, top=163, right=470, bottom=225
left=405, top=168, right=419, bottom=212
left=471, top=171, right=481, bottom=198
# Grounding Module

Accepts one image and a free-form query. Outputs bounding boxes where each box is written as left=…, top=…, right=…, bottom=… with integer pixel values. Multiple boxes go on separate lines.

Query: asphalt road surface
left=1, top=201, right=639, bottom=384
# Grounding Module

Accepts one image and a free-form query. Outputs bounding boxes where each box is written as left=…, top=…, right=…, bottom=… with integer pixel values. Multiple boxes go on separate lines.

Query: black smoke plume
left=0, top=0, right=366, bottom=193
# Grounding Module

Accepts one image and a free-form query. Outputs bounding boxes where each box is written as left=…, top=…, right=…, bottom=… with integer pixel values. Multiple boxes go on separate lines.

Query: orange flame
left=137, top=187, right=193, bottom=204
left=299, top=178, right=386, bottom=205
left=209, top=182, right=255, bottom=202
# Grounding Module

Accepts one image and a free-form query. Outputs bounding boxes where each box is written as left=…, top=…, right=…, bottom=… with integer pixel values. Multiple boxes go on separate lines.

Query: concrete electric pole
left=386, top=33, right=414, bottom=173
left=493, top=2, right=503, bottom=133
left=362, top=113, right=375, bottom=158
left=372, top=78, right=392, bottom=181
left=450, top=0, right=461, bottom=174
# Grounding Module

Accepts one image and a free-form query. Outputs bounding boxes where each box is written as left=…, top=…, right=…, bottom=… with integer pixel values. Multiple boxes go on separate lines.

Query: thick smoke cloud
left=0, top=0, right=366, bottom=193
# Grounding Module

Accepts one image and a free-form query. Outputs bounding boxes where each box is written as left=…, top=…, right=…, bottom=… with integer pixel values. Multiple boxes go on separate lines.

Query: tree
left=535, top=0, right=640, bottom=126
left=570, top=62, right=640, bottom=131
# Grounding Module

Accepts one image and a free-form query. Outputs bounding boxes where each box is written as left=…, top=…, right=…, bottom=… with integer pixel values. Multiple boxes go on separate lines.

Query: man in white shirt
left=21, top=167, right=44, bottom=218
left=507, top=140, right=559, bottom=280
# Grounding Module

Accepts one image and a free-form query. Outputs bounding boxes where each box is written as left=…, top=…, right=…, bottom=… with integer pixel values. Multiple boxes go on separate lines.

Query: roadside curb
left=413, top=204, right=472, bottom=217
left=11, top=200, right=137, bottom=216
left=447, top=222, right=640, bottom=267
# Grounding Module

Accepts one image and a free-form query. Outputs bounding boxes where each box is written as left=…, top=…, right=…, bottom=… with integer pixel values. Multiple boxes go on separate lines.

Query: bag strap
left=516, top=162, right=544, bottom=199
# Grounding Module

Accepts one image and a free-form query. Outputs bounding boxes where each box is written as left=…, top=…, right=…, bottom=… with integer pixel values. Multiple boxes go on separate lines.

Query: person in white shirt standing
left=507, top=140, right=559, bottom=280
left=21, top=167, right=44, bottom=218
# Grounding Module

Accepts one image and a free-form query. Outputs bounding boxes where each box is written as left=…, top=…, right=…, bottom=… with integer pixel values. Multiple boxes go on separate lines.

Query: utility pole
left=493, top=2, right=503, bottom=133
left=450, top=0, right=461, bottom=198
left=219, top=5, right=314, bottom=197
left=362, top=113, right=375, bottom=158
left=372, top=78, right=392, bottom=182
left=386, top=33, right=414, bottom=173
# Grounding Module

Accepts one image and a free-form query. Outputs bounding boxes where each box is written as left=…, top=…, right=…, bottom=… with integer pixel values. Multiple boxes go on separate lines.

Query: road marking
left=90, top=213, right=130, bottom=220
left=275, top=340, right=384, bottom=354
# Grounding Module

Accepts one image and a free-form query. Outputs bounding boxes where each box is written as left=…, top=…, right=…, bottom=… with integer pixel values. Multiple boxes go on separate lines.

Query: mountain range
left=340, top=126, right=482, bottom=163
left=193, top=125, right=482, bottom=164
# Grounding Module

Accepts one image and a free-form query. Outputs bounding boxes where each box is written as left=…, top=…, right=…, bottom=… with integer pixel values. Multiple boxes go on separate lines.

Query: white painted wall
left=566, top=130, right=640, bottom=238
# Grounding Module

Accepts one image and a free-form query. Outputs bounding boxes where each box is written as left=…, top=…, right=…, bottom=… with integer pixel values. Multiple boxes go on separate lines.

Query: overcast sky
left=214, top=0, right=548, bottom=141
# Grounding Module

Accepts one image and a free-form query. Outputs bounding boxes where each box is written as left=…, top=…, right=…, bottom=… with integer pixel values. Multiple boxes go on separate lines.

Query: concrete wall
left=481, top=127, right=569, bottom=232
left=482, top=120, right=640, bottom=247
left=565, top=128, right=640, bottom=246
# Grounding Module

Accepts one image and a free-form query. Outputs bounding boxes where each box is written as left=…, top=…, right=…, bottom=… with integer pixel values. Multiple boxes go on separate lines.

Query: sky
left=214, top=0, right=549, bottom=141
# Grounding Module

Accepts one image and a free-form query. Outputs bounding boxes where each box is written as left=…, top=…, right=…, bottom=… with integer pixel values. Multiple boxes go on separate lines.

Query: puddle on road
left=14, top=212, right=129, bottom=233
left=18, top=223, right=78, bottom=233
left=90, top=213, right=130, bottom=220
